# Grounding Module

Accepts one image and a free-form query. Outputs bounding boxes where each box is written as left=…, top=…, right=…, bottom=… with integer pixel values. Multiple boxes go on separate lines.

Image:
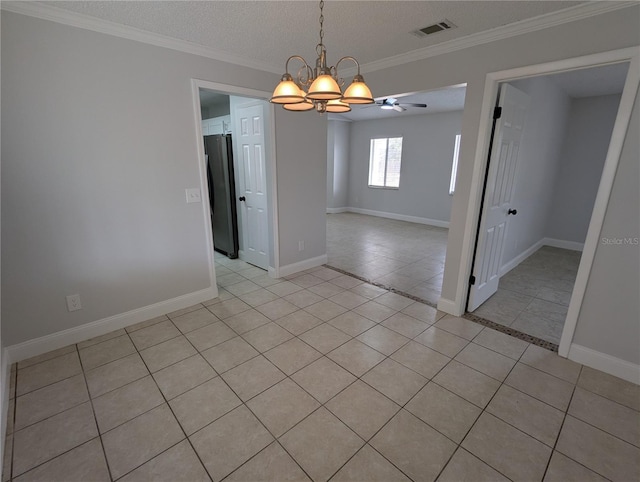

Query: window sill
left=368, top=185, right=399, bottom=190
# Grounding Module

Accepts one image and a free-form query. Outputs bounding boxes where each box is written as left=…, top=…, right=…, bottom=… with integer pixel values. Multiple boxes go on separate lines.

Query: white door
left=235, top=102, right=269, bottom=269
left=468, top=83, right=530, bottom=311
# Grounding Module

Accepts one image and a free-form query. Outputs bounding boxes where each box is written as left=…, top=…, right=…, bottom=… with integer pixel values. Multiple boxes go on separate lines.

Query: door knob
left=239, top=196, right=246, bottom=202
left=508, top=208, right=517, bottom=215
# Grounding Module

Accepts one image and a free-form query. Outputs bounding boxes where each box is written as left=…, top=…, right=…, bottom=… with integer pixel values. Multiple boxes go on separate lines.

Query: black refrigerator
left=204, top=134, right=239, bottom=259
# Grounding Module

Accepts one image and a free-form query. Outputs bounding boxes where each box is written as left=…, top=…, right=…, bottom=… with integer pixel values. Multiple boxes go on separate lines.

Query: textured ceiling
left=42, top=1, right=586, bottom=71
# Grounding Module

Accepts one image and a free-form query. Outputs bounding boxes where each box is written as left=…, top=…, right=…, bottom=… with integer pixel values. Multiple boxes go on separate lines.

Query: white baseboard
left=345, top=207, right=450, bottom=229
left=543, top=237, right=584, bottom=252
left=326, top=207, right=348, bottom=214
left=277, top=255, right=328, bottom=278
left=500, top=240, right=544, bottom=276
left=568, top=343, right=640, bottom=384
left=6, top=287, right=217, bottom=364
left=437, top=297, right=462, bottom=316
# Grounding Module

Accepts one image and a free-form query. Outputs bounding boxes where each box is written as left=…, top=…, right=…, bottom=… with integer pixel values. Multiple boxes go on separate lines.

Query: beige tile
left=274, top=310, right=324, bottom=335
left=283, top=289, right=324, bottom=309
left=473, top=328, right=529, bottom=360
left=356, top=325, right=409, bottom=356
left=406, top=382, right=481, bottom=443
left=462, top=412, right=552, bottom=482
left=139, top=335, right=197, bottom=373
left=331, top=444, right=411, bottom=482
left=414, top=326, right=469, bottom=357
left=435, top=315, right=483, bottom=340
left=12, top=402, right=98, bottom=477
left=128, top=320, right=181, bottom=351
left=79, top=334, right=136, bottom=371
left=556, top=415, right=640, bottom=482
left=92, top=376, right=164, bottom=433
left=362, top=358, right=427, bottom=405
left=390, top=340, right=450, bottom=379
left=327, top=339, right=386, bottom=377
left=225, top=441, right=311, bottom=482
left=225, top=279, right=262, bottom=296
left=381, top=313, right=429, bottom=338
left=264, top=338, right=322, bottom=375
left=200, top=336, right=258, bottom=373
left=299, top=323, right=351, bottom=354
left=309, top=281, right=345, bottom=298
left=224, top=309, right=272, bottom=335
left=578, top=365, right=640, bottom=411
left=520, top=343, right=581, bottom=382
left=125, top=316, right=168, bottom=334
left=437, top=448, right=509, bottom=482
left=354, top=301, right=397, bottom=323
left=102, top=404, right=184, bottom=480
left=374, top=292, right=414, bottom=310
left=326, top=380, right=399, bottom=441
left=544, top=451, right=608, bottom=482
left=505, top=363, right=574, bottom=411
left=432, top=360, right=500, bottom=408
left=454, top=343, right=516, bottom=381
left=349, top=283, right=388, bottom=299
left=251, top=273, right=283, bottom=288
left=328, top=311, right=376, bottom=337
left=153, top=354, right=216, bottom=400
left=13, top=438, right=109, bottom=482
left=167, top=303, right=205, bottom=318
left=171, top=308, right=219, bottom=334
left=170, top=377, right=241, bottom=435
left=15, top=374, right=88, bottom=431
left=569, top=387, right=640, bottom=447
left=256, top=299, right=299, bottom=321
left=85, top=353, right=149, bottom=398
left=207, top=298, right=251, bottom=319
left=17, top=345, right=77, bottom=369
left=280, top=407, right=364, bottom=482
left=221, top=355, right=285, bottom=401
left=118, top=440, right=210, bottom=482
left=76, top=329, right=127, bottom=349
left=242, top=322, right=293, bottom=352
left=290, top=273, right=324, bottom=289
left=185, top=321, right=236, bottom=351
left=266, top=280, right=303, bottom=297
left=330, top=275, right=363, bottom=290
left=247, top=379, right=320, bottom=437
left=16, top=352, right=82, bottom=396
left=371, top=409, right=456, bottom=482
left=237, top=288, right=280, bottom=307
left=329, top=291, right=368, bottom=310
left=310, top=267, right=342, bottom=281
left=487, top=385, right=564, bottom=447
left=400, top=302, right=443, bottom=323
left=304, top=299, right=348, bottom=321
left=190, top=405, right=273, bottom=482
left=291, top=357, right=357, bottom=404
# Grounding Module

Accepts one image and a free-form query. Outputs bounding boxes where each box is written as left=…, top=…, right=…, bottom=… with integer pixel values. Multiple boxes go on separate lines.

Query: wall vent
left=411, top=20, right=456, bottom=38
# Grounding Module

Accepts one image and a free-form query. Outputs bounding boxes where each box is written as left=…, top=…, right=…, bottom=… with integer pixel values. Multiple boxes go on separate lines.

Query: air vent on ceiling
left=411, top=20, right=456, bottom=38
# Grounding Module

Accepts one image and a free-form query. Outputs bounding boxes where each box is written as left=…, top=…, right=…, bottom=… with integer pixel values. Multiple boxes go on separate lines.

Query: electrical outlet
left=66, top=294, right=82, bottom=312
left=298, top=240, right=305, bottom=251
left=185, top=188, right=202, bottom=204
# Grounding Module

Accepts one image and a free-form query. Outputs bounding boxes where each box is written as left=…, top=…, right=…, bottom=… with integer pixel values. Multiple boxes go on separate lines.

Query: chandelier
left=270, top=0, right=374, bottom=113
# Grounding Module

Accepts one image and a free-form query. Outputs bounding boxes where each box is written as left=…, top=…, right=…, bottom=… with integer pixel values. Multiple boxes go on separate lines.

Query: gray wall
left=327, top=120, right=350, bottom=209
left=347, top=111, right=461, bottom=223
left=501, top=76, right=571, bottom=265
left=573, top=92, right=639, bottom=365
left=546, top=94, right=621, bottom=243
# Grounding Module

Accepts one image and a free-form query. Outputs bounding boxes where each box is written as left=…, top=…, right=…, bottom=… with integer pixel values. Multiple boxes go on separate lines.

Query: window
left=449, top=134, right=461, bottom=195
left=368, top=137, right=403, bottom=188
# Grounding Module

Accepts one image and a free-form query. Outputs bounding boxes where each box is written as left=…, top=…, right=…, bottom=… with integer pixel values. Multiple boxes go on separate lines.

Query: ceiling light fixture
left=270, top=0, right=374, bottom=113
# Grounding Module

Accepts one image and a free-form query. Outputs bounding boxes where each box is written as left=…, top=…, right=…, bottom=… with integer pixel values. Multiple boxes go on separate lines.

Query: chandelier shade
left=270, top=0, right=374, bottom=113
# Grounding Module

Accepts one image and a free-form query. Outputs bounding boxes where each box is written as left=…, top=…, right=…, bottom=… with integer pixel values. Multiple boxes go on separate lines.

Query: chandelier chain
left=318, top=0, right=324, bottom=46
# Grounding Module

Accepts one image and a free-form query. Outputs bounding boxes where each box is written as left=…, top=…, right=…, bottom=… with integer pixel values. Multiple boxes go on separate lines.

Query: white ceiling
left=546, top=62, right=629, bottom=98
left=39, top=1, right=588, bottom=72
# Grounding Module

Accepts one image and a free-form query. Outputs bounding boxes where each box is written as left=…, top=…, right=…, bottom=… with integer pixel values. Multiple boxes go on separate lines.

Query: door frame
left=190, top=79, right=280, bottom=291
left=452, top=46, right=639, bottom=357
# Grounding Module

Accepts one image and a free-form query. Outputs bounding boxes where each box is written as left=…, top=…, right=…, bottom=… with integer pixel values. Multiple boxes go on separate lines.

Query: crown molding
left=0, top=1, right=282, bottom=75
left=359, top=1, right=638, bottom=74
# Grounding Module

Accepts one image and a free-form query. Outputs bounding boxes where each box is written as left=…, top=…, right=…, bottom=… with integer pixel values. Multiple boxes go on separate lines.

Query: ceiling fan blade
left=392, top=105, right=405, bottom=112
left=400, top=103, right=428, bottom=108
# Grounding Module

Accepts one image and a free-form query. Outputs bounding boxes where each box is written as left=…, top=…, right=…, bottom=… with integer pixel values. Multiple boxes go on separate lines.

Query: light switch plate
left=185, top=188, right=201, bottom=204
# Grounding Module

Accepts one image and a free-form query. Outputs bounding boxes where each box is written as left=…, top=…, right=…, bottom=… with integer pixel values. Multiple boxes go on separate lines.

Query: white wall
left=547, top=94, right=621, bottom=243
left=326, top=120, right=350, bottom=210
left=501, top=76, right=571, bottom=266
left=347, top=111, right=461, bottom=223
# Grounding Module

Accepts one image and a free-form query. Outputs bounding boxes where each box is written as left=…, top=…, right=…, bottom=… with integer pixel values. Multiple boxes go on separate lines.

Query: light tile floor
left=327, top=213, right=580, bottom=345
left=3, top=256, right=639, bottom=482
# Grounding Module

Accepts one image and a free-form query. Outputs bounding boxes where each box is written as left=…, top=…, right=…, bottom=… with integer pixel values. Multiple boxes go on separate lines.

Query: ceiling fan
left=373, top=97, right=428, bottom=112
